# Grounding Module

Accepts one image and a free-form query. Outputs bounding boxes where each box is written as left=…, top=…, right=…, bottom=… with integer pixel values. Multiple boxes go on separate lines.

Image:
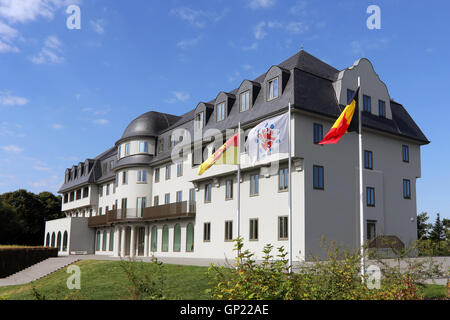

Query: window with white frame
left=216, top=102, right=226, bottom=122
left=139, top=141, right=149, bottom=153
left=240, top=90, right=250, bottom=112
left=137, top=169, right=147, bottom=183
left=267, top=77, right=279, bottom=101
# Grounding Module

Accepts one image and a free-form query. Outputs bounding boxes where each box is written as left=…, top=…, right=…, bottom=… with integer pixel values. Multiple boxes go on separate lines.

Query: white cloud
left=0, top=0, right=81, bottom=23
left=286, top=21, right=309, bottom=34
left=30, top=35, right=64, bottom=64
left=0, top=20, right=20, bottom=52
left=253, top=20, right=309, bottom=40
left=51, top=123, right=64, bottom=130
left=254, top=21, right=267, bottom=40
left=165, top=91, right=190, bottom=103
left=0, top=91, right=28, bottom=106
left=1, top=144, right=23, bottom=153
left=248, top=0, right=276, bottom=9
left=93, top=118, right=109, bottom=125
left=289, top=1, right=307, bottom=15
left=177, top=36, right=201, bottom=49
left=33, top=165, right=51, bottom=171
left=90, top=19, right=105, bottom=35
left=170, top=7, right=228, bottom=28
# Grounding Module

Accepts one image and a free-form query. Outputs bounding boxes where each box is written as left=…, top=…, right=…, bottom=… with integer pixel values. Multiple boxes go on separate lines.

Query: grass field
left=0, top=260, right=211, bottom=300
left=0, top=259, right=446, bottom=300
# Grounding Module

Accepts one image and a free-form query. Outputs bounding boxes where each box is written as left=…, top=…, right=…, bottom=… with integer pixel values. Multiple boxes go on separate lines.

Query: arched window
left=173, top=224, right=181, bottom=252
left=46, top=233, right=50, bottom=247
left=102, top=230, right=107, bottom=251
left=96, top=231, right=101, bottom=251
left=151, top=226, right=157, bottom=252
left=109, top=229, right=114, bottom=251
left=63, top=231, right=68, bottom=251
left=51, top=232, right=56, bottom=247
left=57, top=232, right=62, bottom=251
left=162, top=225, right=169, bottom=252
left=186, top=223, right=194, bottom=252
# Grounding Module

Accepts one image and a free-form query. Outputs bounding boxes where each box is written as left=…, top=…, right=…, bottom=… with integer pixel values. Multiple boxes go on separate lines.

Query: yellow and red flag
left=198, top=133, right=239, bottom=175
left=319, top=87, right=360, bottom=145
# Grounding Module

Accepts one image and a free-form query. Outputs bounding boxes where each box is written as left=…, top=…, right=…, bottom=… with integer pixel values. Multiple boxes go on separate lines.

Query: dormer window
left=216, top=102, right=226, bottom=122
left=378, top=100, right=386, bottom=118
left=363, top=95, right=371, bottom=112
left=267, top=77, right=279, bottom=101
left=195, top=112, right=204, bottom=129
left=240, top=90, right=250, bottom=112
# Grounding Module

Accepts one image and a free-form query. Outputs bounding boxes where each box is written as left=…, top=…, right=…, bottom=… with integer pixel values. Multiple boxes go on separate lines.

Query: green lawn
left=0, top=260, right=212, bottom=300
left=0, top=259, right=446, bottom=300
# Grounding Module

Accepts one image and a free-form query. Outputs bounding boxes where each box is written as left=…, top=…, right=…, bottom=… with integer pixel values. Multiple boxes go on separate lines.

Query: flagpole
left=358, top=76, right=365, bottom=280
left=288, top=102, right=293, bottom=272
left=237, top=122, right=241, bottom=247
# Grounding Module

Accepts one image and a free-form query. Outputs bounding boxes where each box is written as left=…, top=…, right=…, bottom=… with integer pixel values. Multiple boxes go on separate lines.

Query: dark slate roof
left=59, top=50, right=429, bottom=192
left=118, top=111, right=181, bottom=144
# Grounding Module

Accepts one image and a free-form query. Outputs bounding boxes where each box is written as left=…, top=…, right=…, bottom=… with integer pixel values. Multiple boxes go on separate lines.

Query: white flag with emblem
left=245, top=112, right=289, bottom=165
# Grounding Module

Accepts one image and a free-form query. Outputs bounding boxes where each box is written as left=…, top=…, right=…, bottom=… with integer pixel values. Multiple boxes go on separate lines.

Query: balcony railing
left=87, top=201, right=196, bottom=227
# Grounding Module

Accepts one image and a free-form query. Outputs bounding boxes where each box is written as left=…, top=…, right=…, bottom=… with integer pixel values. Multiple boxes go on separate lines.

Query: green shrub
left=118, top=256, right=167, bottom=300
left=207, top=238, right=439, bottom=300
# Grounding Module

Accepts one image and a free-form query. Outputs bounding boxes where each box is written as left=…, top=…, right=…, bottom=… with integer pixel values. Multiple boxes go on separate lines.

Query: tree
left=0, top=190, right=64, bottom=245
left=429, top=213, right=446, bottom=254
left=417, top=212, right=431, bottom=239
left=0, top=200, right=23, bottom=244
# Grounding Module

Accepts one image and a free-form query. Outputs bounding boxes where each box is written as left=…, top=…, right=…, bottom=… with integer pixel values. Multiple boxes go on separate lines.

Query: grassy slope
left=0, top=260, right=211, bottom=300
left=0, top=259, right=446, bottom=300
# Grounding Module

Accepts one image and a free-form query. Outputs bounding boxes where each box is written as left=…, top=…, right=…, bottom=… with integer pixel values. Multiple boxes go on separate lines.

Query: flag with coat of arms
left=245, top=112, right=289, bottom=165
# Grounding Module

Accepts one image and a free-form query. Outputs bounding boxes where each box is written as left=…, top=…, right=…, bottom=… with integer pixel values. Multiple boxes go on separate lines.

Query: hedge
left=0, top=247, right=58, bottom=278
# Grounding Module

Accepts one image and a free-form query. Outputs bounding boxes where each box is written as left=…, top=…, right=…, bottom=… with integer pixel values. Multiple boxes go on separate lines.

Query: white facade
left=46, top=52, right=427, bottom=261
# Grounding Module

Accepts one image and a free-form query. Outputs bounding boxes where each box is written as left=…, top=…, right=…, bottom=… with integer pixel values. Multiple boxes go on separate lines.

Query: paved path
left=0, top=257, right=79, bottom=287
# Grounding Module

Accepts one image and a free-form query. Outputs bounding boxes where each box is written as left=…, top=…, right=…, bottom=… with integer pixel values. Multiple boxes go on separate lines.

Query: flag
left=245, top=112, right=289, bottom=165
left=198, top=133, right=239, bottom=175
left=319, top=87, right=360, bottom=144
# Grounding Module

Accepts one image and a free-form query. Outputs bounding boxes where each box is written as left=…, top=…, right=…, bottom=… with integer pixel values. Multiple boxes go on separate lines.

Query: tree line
left=0, top=189, right=64, bottom=246
left=417, top=212, right=449, bottom=256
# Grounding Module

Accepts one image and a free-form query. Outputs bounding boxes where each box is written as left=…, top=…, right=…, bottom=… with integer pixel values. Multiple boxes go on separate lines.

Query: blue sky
left=0, top=0, right=448, bottom=221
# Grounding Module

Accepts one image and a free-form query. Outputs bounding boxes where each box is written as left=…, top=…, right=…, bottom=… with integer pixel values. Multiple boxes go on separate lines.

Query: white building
left=44, top=50, right=428, bottom=261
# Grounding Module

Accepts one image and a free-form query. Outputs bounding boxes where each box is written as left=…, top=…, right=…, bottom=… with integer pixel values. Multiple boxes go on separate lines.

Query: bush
left=0, top=247, right=58, bottom=278
left=118, top=256, right=167, bottom=300
left=207, top=238, right=440, bottom=300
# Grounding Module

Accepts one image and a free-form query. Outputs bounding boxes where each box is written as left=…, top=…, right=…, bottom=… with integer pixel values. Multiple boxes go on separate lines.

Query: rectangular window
left=109, top=230, right=114, bottom=251
left=64, top=193, right=68, bottom=203
left=313, top=165, right=324, bottom=190
left=363, top=95, right=371, bottom=112
left=137, top=169, right=147, bottom=183
left=267, top=77, right=279, bottom=100
left=225, top=221, right=233, bottom=241
left=278, top=216, right=288, bottom=240
left=106, top=184, right=110, bottom=196
left=164, top=193, right=170, bottom=204
left=165, top=164, right=171, bottom=180
left=98, top=207, right=103, bottom=216
left=279, top=168, right=288, bottom=191
left=367, top=221, right=376, bottom=240
left=83, top=187, right=89, bottom=198
left=110, top=160, right=114, bottom=170
left=250, top=174, right=259, bottom=196
left=225, top=179, right=233, bottom=200
left=240, top=90, right=250, bottom=112
left=154, top=195, right=159, bottom=206
left=366, top=187, right=375, bottom=207
left=155, top=168, right=160, bottom=182
left=177, top=161, right=183, bottom=177
left=136, top=197, right=146, bottom=217
left=216, top=102, right=226, bottom=122
left=195, top=112, right=204, bottom=130
left=378, top=100, right=386, bottom=117
left=313, top=123, right=323, bottom=144
left=364, top=150, right=373, bottom=170
left=158, top=138, right=164, bottom=154
left=139, top=141, right=149, bottom=153
left=204, top=183, right=212, bottom=203
left=189, top=188, right=196, bottom=204
left=117, top=145, right=121, bottom=159
left=122, top=171, right=128, bottom=184
left=70, top=192, right=74, bottom=202
left=347, top=89, right=355, bottom=104
left=249, top=219, right=258, bottom=241
left=203, top=222, right=211, bottom=242
left=124, top=143, right=130, bottom=156
left=402, top=145, right=409, bottom=163
left=176, top=191, right=182, bottom=203
left=76, top=189, right=81, bottom=200
left=403, top=179, right=411, bottom=199
left=121, top=198, right=127, bottom=210
left=105, top=205, right=109, bottom=213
